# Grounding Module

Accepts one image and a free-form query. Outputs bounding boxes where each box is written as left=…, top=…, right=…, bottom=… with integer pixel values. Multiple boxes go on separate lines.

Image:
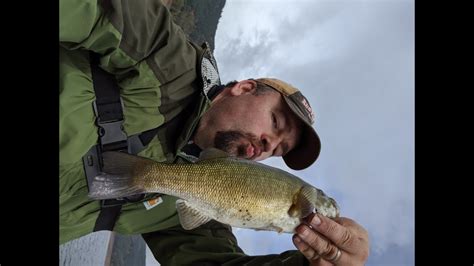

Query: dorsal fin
left=198, top=148, right=231, bottom=161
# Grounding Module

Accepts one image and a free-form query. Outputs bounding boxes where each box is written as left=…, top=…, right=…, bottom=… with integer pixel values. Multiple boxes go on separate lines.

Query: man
left=60, top=0, right=369, bottom=265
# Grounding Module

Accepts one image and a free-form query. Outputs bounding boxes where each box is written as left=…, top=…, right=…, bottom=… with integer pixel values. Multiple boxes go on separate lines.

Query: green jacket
left=60, top=0, right=308, bottom=264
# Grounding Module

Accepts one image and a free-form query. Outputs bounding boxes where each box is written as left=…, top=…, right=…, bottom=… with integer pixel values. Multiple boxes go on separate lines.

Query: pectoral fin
left=288, top=186, right=317, bottom=218
left=176, top=199, right=212, bottom=230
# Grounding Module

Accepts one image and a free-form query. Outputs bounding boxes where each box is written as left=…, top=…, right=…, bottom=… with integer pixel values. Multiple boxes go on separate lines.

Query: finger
left=305, top=213, right=360, bottom=253
left=333, top=217, right=369, bottom=241
left=292, top=235, right=320, bottom=261
left=295, top=230, right=352, bottom=266
left=296, top=224, right=340, bottom=261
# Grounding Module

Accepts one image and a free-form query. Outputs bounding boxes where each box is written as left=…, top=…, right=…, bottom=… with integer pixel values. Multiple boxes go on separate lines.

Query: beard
left=214, top=130, right=261, bottom=158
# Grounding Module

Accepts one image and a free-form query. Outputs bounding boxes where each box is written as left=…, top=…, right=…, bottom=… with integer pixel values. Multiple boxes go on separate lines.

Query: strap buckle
left=92, top=100, right=129, bottom=152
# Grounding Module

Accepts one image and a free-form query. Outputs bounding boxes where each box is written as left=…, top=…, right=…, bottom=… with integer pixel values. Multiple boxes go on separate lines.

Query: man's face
left=194, top=80, right=303, bottom=161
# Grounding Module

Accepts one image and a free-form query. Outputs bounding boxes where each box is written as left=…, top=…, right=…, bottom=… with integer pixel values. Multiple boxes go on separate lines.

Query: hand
left=292, top=213, right=369, bottom=266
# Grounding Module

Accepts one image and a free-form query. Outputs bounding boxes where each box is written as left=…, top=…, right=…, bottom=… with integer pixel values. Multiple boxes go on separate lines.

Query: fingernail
left=312, top=214, right=321, bottom=226
left=294, top=236, right=301, bottom=243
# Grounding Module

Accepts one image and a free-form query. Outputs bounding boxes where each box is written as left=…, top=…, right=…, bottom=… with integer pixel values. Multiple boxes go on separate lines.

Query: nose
left=261, top=134, right=280, bottom=155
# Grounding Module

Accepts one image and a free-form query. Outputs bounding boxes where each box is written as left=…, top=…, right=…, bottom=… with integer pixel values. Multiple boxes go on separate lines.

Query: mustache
left=214, top=130, right=262, bottom=157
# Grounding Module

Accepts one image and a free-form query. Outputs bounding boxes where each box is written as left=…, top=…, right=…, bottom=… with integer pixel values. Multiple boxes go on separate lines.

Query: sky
left=214, top=0, right=414, bottom=265
left=147, top=0, right=414, bottom=265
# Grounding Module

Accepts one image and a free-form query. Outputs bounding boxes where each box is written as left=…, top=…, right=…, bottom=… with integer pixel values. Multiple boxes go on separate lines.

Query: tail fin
left=88, top=151, right=153, bottom=200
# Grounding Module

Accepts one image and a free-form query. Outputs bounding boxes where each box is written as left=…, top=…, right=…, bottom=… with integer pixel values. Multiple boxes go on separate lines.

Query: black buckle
left=92, top=100, right=129, bottom=152
left=98, top=120, right=127, bottom=145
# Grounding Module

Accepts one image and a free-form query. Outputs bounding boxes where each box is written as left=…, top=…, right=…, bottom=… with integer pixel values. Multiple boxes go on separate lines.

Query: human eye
left=272, top=113, right=278, bottom=129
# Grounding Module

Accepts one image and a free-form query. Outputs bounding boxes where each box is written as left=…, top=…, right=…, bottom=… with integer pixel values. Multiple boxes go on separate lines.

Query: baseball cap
left=254, top=78, right=321, bottom=170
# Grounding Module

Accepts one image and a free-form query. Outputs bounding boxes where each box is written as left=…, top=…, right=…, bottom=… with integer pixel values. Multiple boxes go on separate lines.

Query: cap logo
left=301, top=98, right=315, bottom=123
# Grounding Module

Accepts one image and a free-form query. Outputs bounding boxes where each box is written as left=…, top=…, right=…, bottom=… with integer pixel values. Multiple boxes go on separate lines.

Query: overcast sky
left=147, top=0, right=413, bottom=265
left=214, top=0, right=414, bottom=265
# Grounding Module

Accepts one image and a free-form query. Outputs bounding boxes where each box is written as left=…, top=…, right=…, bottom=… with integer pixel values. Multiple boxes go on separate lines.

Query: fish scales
left=89, top=150, right=339, bottom=233
left=135, top=158, right=306, bottom=230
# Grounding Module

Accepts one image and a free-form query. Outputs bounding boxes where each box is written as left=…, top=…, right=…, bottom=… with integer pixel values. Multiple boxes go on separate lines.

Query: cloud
left=214, top=27, right=276, bottom=81
left=215, top=0, right=414, bottom=263
left=366, top=242, right=414, bottom=266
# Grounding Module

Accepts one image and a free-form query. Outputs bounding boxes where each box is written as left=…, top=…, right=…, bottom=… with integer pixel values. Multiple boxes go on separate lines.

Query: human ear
left=229, top=80, right=257, bottom=96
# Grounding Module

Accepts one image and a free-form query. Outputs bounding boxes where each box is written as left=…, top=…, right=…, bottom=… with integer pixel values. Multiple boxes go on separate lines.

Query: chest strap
left=83, top=52, right=146, bottom=232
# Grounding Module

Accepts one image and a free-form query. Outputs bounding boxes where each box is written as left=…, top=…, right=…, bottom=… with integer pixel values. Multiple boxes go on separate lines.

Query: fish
left=88, top=148, right=340, bottom=233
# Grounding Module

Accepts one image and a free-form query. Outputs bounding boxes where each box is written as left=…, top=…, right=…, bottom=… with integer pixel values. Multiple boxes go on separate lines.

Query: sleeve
left=59, top=0, right=196, bottom=79
left=142, top=220, right=310, bottom=266
left=59, top=0, right=199, bottom=152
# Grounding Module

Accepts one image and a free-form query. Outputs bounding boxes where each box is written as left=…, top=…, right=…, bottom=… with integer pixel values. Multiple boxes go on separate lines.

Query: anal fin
left=254, top=224, right=284, bottom=234
left=176, top=199, right=212, bottom=230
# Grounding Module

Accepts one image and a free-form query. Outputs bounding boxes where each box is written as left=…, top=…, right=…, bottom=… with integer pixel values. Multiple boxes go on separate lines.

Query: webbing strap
left=88, top=52, right=128, bottom=231
left=93, top=205, right=122, bottom=232
left=89, top=52, right=128, bottom=152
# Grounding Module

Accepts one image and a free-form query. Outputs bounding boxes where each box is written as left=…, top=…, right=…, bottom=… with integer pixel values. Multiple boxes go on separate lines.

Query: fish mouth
left=329, top=197, right=341, bottom=217
left=316, top=197, right=340, bottom=219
